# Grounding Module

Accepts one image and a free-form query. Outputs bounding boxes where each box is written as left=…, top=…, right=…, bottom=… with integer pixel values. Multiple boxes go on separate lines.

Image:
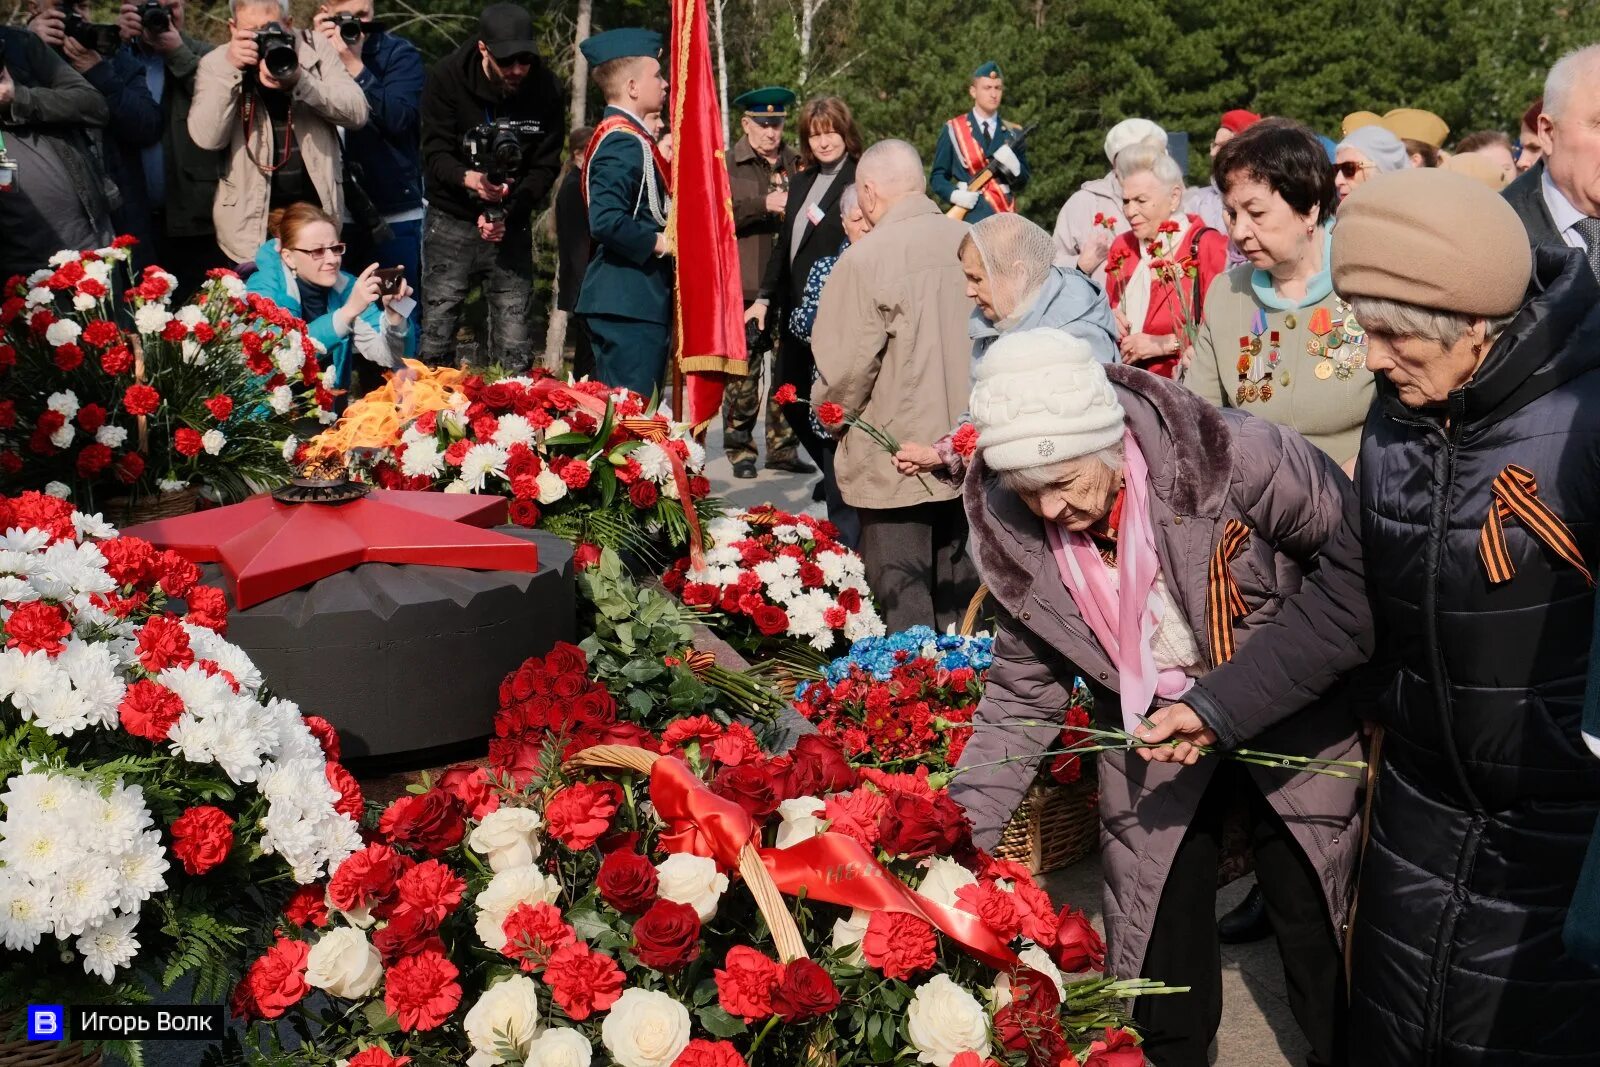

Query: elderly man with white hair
left=810, top=138, right=979, bottom=631
left=188, top=0, right=368, bottom=263
left=1052, top=117, right=1168, bottom=286
left=1504, top=43, right=1600, bottom=277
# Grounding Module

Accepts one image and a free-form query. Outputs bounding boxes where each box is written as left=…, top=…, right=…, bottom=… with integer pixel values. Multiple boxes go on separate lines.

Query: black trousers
left=776, top=330, right=826, bottom=468
left=856, top=499, right=977, bottom=633
left=1134, top=764, right=1347, bottom=1067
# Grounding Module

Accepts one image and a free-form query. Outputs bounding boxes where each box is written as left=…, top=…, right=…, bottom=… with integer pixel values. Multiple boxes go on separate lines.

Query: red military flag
left=667, top=0, right=747, bottom=432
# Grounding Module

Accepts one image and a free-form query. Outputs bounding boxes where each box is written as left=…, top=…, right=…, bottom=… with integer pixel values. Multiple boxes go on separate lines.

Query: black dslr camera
left=63, top=11, right=121, bottom=56
left=254, top=22, right=298, bottom=81
left=138, top=0, right=170, bottom=34
left=461, top=118, right=545, bottom=222
left=328, top=12, right=376, bottom=44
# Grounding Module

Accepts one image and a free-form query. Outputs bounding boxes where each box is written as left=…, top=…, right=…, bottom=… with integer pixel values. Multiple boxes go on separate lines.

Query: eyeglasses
left=291, top=243, right=346, bottom=259
left=1332, top=161, right=1374, bottom=179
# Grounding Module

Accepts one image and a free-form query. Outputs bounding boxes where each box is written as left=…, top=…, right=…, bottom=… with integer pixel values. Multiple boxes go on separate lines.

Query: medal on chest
left=1304, top=300, right=1369, bottom=381
left=1235, top=308, right=1279, bottom=405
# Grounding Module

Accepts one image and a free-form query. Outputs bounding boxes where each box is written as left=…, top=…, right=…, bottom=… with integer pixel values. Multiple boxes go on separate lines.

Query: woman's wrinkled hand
left=893, top=442, right=943, bottom=477
left=1133, top=703, right=1218, bottom=765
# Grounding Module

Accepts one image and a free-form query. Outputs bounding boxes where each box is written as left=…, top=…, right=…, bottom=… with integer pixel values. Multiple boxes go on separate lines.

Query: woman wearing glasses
left=1331, top=126, right=1410, bottom=201
left=1186, top=119, right=1374, bottom=474
left=246, top=202, right=415, bottom=398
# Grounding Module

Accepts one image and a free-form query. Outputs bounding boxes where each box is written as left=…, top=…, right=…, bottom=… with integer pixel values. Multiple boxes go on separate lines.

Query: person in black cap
left=723, top=86, right=807, bottom=478
left=573, top=28, right=672, bottom=398
left=418, top=1, right=563, bottom=370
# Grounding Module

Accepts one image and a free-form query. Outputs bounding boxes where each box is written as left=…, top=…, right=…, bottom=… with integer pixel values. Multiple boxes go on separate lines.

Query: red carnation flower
left=5, top=600, right=71, bottom=655
left=155, top=551, right=200, bottom=597
left=543, top=942, right=624, bottom=1021
left=324, top=761, right=364, bottom=821
left=383, top=949, right=461, bottom=1032
left=283, top=883, right=329, bottom=929
left=234, top=937, right=309, bottom=1021
left=951, top=422, right=980, bottom=457
left=956, top=880, right=1022, bottom=942
left=396, top=859, right=466, bottom=925
left=773, top=384, right=798, bottom=404
left=378, top=788, right=466, bottom=857
left=346, top=1050, right=411, bottom=1067
left=674, top=1040, right=749, bottom=1067
left=76, top=403, right=107, bottom=433
left=558, top=458, right=592, bottom=490
left=170, top=805, right=234, bottom=876
left=861, top=910, right=937, bottom=980
left=628, top=480, right=659, bottom=508
left=437, top=764, right=499, bottom=819
left=101, top=345, right=133, bottom=375
left=815, top=402, right=846, bottom=427
left=114, top=451, right=146, bottom=483
left=328, top=843, right=411, bottom=913
left=204, top=395, right=234, bottom=420
left=54, top=343, right=84, bottom=372
left=714, top=946, right=783, bottom=1022
left=134, top=615, right=194, bottom=672
left=122, top=383, right=160, bottom=416
left=544, top=780, right=623, bottom=850
left=500, top=901, right=576, bottom=971
left=81, top=319, right=119, bottom=348
left=173, top=427, right=202, bottom=457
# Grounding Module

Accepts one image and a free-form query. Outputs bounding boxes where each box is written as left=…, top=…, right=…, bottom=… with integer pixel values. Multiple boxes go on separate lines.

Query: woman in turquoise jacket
left=246, top=203, right=415, bottom=396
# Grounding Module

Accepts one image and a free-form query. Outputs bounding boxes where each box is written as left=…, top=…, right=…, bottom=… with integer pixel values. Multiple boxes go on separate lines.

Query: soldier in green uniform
left=722, top=86, right=807, bottom=478
left=930, top=61, right=1029, bottom=222
left=573, top=29, right=672, bottom=399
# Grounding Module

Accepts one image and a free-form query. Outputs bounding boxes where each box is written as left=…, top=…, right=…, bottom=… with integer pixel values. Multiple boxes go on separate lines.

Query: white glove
left=992, top=143, right=1022, bottom=177
left=951, top=186, right=981, bottom=210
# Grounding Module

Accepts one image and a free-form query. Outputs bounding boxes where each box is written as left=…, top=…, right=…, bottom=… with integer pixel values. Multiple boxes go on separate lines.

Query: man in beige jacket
left=811, top=139, right=978, bottom=631
left=188, top=0, right=367, bottom=264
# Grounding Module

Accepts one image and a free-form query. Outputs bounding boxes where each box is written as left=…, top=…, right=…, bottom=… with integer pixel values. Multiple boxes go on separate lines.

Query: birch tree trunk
left=711, top=0, right=731, bottom=147
left=570, top=0, right=592, bottom=127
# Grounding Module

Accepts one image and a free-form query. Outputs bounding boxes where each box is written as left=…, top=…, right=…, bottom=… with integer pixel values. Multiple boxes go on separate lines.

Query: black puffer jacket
left=1349, top=248, right=1600, bottom=1065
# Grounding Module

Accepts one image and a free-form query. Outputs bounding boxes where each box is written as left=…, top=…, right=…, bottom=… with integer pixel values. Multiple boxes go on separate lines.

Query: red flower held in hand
left=122, top=383, right=160, bottom=416
left=771, top=958, right=841, bottom=1022
left=174, top=428, right=203, bottom=457
left=597, top=848, right=659, bottom=914
left=383, top=949, right=461, bottom=1032
left=951, top=422, right=980, bottom=458
left=170, top=805, right=234, bottom=875
left=543, top=942, right=624, bottom=1020
left=714, top=945, right=784, bottom=1022
left=134, top=615, right=194, bottom=672
left=815, top=402, right=846, bottom=427
left=861, top=910, right=937, bottom=980
left=773, top=383, right=798, bottom=405
left=5, top=601, right=71, bottom=654
left=378, top=788, right=466, bottom=857
left=631, top=898, right=701, bottom=972
left=500, top=900, right=576, bottom=971
left=544, top=780, right=623, bottom=850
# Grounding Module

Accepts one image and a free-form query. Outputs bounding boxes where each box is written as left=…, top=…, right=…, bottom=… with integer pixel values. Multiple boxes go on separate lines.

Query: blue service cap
left=972, top=61, right=1002, bottom=79
left=579, top=28, right=663, bottom=67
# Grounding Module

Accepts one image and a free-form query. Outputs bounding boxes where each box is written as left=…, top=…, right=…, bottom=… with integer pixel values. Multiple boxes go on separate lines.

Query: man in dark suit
left=1503, top=44, right=1600, bottom=278
left=573, top=28, right=672, bottom=399
left=553, top=124, right=593, bottom=381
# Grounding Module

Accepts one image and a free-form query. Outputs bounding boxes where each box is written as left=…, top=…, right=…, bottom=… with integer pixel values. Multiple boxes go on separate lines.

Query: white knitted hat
left=969, top=328, right=1126, bottom=472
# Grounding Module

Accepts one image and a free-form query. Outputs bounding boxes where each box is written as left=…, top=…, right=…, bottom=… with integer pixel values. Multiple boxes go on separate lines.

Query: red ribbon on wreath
left=619, top=417, right=706, bottom=571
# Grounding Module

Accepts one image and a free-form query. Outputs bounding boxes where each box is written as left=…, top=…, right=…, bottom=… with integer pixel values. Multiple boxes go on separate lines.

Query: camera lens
left=141, top=2, right=170, bottom=33
left=339, top=22, right=361, bottom=43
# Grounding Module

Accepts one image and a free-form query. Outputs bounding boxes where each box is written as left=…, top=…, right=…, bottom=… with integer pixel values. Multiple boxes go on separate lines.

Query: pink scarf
left=1043, top=430, right=1193, bottom=732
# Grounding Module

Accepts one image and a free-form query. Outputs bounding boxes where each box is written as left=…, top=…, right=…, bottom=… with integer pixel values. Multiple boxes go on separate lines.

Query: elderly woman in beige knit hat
left=949, top=327, right=1372, bottom=1067
left=1336, top=168, right=1600, bottom=1065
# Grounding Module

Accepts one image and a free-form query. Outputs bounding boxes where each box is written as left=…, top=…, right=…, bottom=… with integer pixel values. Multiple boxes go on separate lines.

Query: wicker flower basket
left=103, top=486, right=199, bottom=528
left=962, top=583, right=1102, bottom=876
left=0, top=1015, right=101, bottom=1067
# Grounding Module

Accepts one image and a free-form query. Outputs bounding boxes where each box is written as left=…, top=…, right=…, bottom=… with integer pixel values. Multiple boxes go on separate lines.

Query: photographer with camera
left=0, top=24, right=114, bottom=278
left=188, top=0, right=368, bottom=265
left=311, top=0, right=424, bottom=325
left=419, top=2, right=562, bottom=370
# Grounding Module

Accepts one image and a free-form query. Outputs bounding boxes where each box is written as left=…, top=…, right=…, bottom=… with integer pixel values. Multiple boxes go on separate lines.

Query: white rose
left=463, top=974, right=541, bottom=1067
left=475, top=864, right=562, bottom=946
left=467, top=807, right=543, bottom=872
left=774, top=796, right=827, bottom=850
left=654, top=852, right=728, bottom=922
left=545, top=418, right=572, bottom=439
left=917, top=857, right=978, bottom=910
left=96, top=425, right=127, bottom=448
left=325, top=889, right=375, bottom=929
left=600, top=988, right=691, bottom=1067
left=534, top=468, right=568, bottom=505
left=525, top=1027, right=593, bottom=1067
left=201, top=430, right=226, bottom=456
left=443, top=480, right=471, bottom=494
left=45, top=320, right=81, bottom=347
left=830, top=907, right=870, bottom=965
left=304, top=927, right=382, bottom=999
left=907, top=974, right=991, bottom=1067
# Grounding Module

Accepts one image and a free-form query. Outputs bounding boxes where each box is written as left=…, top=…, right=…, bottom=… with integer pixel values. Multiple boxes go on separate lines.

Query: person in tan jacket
left=188, top=0, right=368, bottom=264
left=811, top=138, right=978, bottom=631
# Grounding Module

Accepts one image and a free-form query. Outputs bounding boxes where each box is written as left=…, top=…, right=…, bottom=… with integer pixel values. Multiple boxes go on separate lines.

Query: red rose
left=994, top=967, right=1069, bottom=1067
left=283, top=883, right=329, bottom=928
left=879, top=788, right=971, bottom=859
left=235, top=936, right=309, bottom=1021
left=628, top=480, right=659, bottom=508
left=751, top=604, right=789, bottom=636
left=710, top=763, right=781, bottom=821
left=815, top=402, right=846, bottom=427
left=673, top=1039, right=749, bottom=1067
left=383, top=949, right=461, bottom=1032
left=328, top=843, right=411, bottom=912
left=134, top=615, right=194, bottom=672
left=631, top=899, right=701, bottom=972
left=346, top=1050, right=411, bottom=1067
left=122, top=383, right=160, bottom=416
left=861, top=910, right=937, bottom=980
left=773, top=384, right=798, bottom=404
left=543, top=942, right=624, bottom=1021
left=174, top=427, right=202, bottom=457
left=204, top=395, right=234, bottom=420
left=714, top=945, right=783, bottom=1022
left=545, top=641, right=588, bottom=675
left=784, top=734, right=859, bottom=796
left=437, top=764, right=499, bottom=819
left=508, top=499, right=541, bottom=528
left=481, top=382, right=515, bottom=411
left=688, top=475, right=711, bottom=499
left=170, top=805, right=234, bottom=875
left=597, top=848, right=659, bottom=914
left=573, top=542, right=602, bottom=570
left=5, top=601, right=71, bottom=654
left=544, top=780, right=623, bottom=850
left=771, top=958, right=840, bottom=1022
left=1083, top=1027, right=1143, bottom=1067
left=1051, top=904, right=1106, bottom=973
left=378, top=789, right=466, bottom=857
left=500, top=900, right=576, bottom=971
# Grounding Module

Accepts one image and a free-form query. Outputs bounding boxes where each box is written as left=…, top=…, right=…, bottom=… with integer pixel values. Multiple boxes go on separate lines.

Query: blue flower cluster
left=811, top=626, right=996, bottom=687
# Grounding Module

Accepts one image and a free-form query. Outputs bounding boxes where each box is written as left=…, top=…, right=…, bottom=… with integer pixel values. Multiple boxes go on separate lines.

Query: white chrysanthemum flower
left=111, top=831, right=169, bottom=913
left=78, top=912, right=141, bottom=982
left=0, top=649, right=65, bottom=712
left=0, top=576, right=36, bottom=602
left=133, top=303, right=171, bottom=335
left=843, top=609, right=886, bottom=642
left=0, top=820, right=64, bottom=877
left=45, top=320, right=82, bottom=347
left=201, top=429, right=225, bottom=456
left=27, top=685, right=93, bottom=737
left=71, top=512, right=115, bottom=540
left=95, top=424, right=128, bottom=448
left=270, top=385, right=294, bottom=415
left=491, top=413, right=536, bottom=449
left=46, top=391, right=79, bottom=417
left=459, top=444, right=507, bottom=491
left=0, top=870, right=52, bottom=950
left=401, top=436, right=445, bottom=479
left=683, top=438, right=706, bottom=470
left=50, top=856, right=119, bottom=938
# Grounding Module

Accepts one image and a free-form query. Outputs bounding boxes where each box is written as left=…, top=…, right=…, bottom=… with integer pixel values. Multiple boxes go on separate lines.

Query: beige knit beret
left=1331, top=169, right=1532, bottom=317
